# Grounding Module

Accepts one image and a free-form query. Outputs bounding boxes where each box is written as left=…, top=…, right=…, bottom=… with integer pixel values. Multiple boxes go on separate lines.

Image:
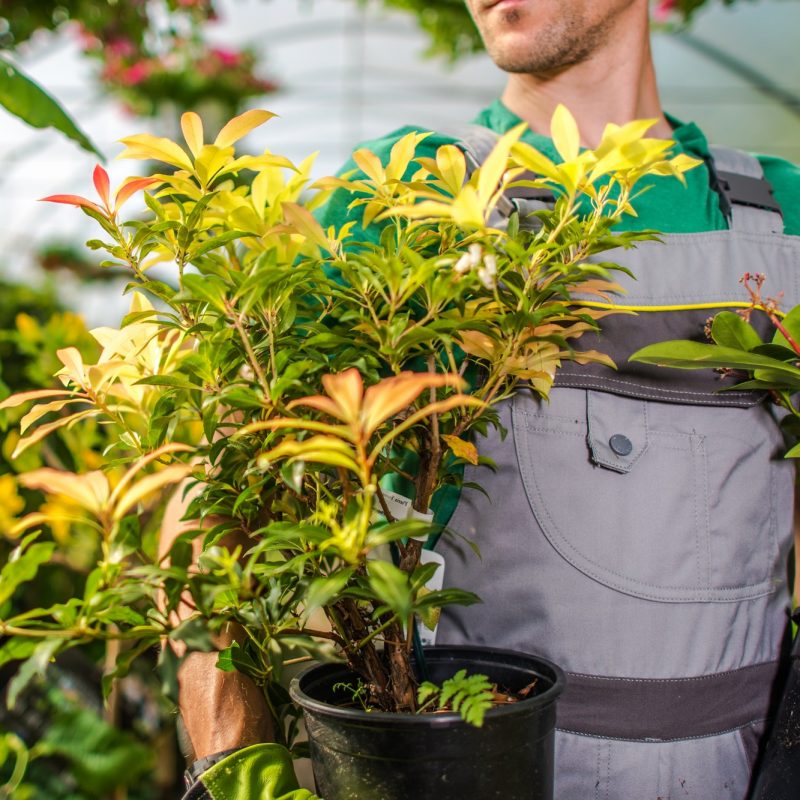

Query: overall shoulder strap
left=450, top=124, right=554, bottom=224
left=707, top=145, right=784, bottom=234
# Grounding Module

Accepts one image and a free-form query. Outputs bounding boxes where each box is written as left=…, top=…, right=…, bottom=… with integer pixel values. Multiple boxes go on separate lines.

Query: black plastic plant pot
left=289, top=645, right=565, bottom=800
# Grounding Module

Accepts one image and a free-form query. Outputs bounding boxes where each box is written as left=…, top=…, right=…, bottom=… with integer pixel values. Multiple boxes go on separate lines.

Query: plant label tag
left=380, top=489, right=434, bottom=539
left=416, top=549, right=445, bottom=646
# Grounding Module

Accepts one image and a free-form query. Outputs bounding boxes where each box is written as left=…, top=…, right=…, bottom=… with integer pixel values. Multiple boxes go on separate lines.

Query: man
left=175, top=1, right=800, bottom=797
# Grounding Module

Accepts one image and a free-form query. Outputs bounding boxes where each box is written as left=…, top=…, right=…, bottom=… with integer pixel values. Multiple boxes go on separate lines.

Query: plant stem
left=225, top=300, right=272, bottom=402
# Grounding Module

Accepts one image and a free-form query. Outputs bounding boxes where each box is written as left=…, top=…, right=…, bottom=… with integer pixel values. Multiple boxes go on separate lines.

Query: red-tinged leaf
left=114, top=177, right=159, bottom=211
left=0, top=389, right=83, bottom=411
left=40, top=194, right=106, bottom=216
left=93, top=164, right=111, bottom=210
left=322, top=370, right=364, bottom=424
left=370, top=394, right=485, bottom=463
left=361, top=372, right=466, bottom=437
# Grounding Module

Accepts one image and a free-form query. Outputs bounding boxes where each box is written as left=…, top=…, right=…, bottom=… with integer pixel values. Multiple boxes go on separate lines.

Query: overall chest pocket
left=512, top=388, right=787, bottom=603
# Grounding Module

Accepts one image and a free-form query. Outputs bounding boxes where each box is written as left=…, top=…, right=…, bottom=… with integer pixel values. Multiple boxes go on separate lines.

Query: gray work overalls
left=436, top=136, right=797, bottom=799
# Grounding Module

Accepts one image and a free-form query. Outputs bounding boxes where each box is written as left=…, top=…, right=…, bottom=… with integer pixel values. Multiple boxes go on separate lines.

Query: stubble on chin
left=483, top=6, right=620, bottom=76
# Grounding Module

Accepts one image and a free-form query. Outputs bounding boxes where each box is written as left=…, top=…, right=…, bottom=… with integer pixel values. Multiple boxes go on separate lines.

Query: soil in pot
left=289, top=645, right=565, bottom=800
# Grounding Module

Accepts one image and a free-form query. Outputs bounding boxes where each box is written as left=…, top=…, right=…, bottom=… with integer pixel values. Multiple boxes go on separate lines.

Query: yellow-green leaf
left=441, top=434, right=479, bottom=465
left=214, top=109, right=275, bottom=149
left=18, top=469, right=110, bottom=516
left=19, top=398, right=89, bottom=435
left=0, top=389, right=81, bottom=411
left=476, top=122, right=525, bottom=207
left=181, top=112, right=205, bottom=158
left=12, top=409, right=99, bottom=459
left=118, top=134, right=194, bottom=172
left=435, top=145, right=467, bottom=196
left=551, top=104, right=581, bottom=162
left=352, top=148, right=386, bottom=185
left=113, top=463, right=193, bottom=520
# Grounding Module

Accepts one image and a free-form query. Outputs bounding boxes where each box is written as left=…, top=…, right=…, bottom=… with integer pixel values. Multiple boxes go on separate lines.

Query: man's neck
left=501, top=15, right=670, bottom=147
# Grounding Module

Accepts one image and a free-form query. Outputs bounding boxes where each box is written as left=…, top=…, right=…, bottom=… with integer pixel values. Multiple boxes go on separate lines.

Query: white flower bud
left=477, top=267, right=496, bottom=290
left=483, top=253, right=497, bottom=277
left=453, top=253, right=471, bottom=274
left=468, top=243, right=483, bottom=267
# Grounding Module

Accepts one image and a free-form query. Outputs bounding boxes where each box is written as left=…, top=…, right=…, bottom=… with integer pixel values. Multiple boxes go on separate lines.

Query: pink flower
left=119, top=61, right=152, bottom=86
left=106, top=38, right=137, bottom=58
left=210, top=47, right=242, bottom=68
left=653, top=0, right=678, bottom=22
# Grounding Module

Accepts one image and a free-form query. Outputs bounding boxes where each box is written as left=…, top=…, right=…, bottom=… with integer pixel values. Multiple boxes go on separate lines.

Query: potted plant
left=0, top=107, right=695, bottom=799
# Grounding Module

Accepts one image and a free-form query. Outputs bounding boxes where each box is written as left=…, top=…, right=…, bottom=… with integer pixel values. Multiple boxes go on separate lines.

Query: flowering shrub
left=0, top=106, right=698, bottom=736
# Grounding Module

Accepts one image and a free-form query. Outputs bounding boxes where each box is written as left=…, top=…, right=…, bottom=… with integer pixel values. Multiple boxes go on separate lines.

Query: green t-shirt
left=317, top=98, right=800, bottom=239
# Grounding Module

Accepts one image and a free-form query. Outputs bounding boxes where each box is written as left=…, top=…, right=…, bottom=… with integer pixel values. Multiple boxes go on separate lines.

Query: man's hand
left=162, top=484, right=274, bottom=760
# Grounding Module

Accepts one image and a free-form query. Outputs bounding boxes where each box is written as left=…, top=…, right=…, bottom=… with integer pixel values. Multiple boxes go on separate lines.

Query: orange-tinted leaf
left=441, top=434, right=479, bottom=465
left=9, top=510, right=98, bottom=538
left=40, top=194, right=106, bottom=216
left=457, top=330, right=498, bottom=360
left=56, top=347, right=86, bottom=386
left=370, top=394, right=485, bottom=463
left=282, top=202, right=336, bottom=257
left=322, top=369, right=364, bottom=424
left=93, top=164, right=111, bottom=210
left=361, top=372, right=465, bottom=436
left=114, top=176, right=159, bottom=211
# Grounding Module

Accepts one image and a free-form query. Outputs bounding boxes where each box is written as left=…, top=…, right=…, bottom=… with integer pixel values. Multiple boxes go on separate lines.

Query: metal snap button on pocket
left=609, top=434, right=633, bottom=456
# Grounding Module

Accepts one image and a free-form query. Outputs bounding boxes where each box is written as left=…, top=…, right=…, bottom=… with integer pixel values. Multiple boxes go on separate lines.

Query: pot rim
left=289, top=644, right=565, bottom=726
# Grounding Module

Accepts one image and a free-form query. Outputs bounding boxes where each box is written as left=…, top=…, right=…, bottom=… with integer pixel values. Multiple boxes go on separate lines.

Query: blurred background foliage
left=0, top=0, right=796, bottom=796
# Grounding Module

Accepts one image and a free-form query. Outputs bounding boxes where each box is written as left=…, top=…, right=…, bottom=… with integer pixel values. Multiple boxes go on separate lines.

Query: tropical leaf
left=0, top=55, right=101, bottom=157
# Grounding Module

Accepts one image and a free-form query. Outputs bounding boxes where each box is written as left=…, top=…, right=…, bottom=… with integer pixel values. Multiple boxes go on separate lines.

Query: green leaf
left=134, top=374, right=199, bottom=390
left=367, top=561, right=413, bottom=620
left=774, top=305, right=800, bottom=351
left=216, top=641, right=260, bottom=677
left=180, top=273, right=229, bottom=313
left=303, top=568, right=355, bottom=617
left=189, top=230, right=254, bottom=259
left=7, top=638, right=62, bottom=708
left=0, top=637, right=36, bottom=670
left=0, top=539, right=56, bottom=606
left=157, top=644, right=181, bottom=703
left=631, top=341, right=800, bottom=377
left=710, top=311, right=763, bottom=350
left=0, top=55, right=101, bottom=157
left=168, top=618, right=214, bottom=652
